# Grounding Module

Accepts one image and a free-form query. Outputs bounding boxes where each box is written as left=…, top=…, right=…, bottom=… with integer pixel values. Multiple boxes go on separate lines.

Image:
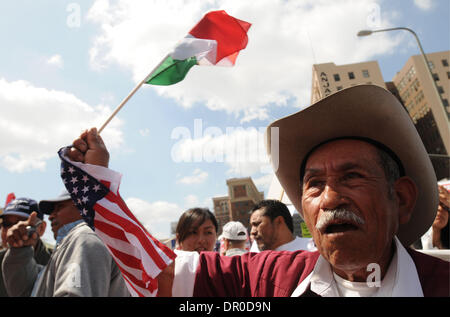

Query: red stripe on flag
left=105, top=192, right=176, bottom=260
left=94, top=219, right=128, bottom=242
left=115, top=261, right=155, bottom=297
left=188, top=10, right=251, bottom=64
left=94, top=202, right=170, bottom=270
left=100, top=180, right=111, bottom=188
left=112, top=253, right=156, bottom=292
left=108, top=244, right=142, bottom=271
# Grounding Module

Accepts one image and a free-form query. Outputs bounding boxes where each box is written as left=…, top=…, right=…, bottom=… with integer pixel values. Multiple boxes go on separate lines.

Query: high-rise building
left=392, top=51, right=450, bottom=179
left=212, top=177, right=264, bottom=234
left=311, top=51, right=450, bottom=180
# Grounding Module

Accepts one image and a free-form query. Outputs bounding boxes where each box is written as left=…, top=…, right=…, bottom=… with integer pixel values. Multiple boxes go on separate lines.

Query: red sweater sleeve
left=193, top=250, right=319, bottom=297
left=407, top=248, right=450, bottom=297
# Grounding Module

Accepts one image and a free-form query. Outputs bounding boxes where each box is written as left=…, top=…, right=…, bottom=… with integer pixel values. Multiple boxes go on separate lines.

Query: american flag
left=58, top=147, right=176, bottom=297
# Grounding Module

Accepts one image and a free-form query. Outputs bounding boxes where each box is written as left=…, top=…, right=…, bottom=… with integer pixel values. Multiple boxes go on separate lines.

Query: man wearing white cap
left=68, top=85, right=449, bottom=297
left=220, top=221, right=249, bottom=256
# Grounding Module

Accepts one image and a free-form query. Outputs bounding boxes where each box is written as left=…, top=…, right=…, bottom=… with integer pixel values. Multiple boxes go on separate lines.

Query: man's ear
left=274, top=215, right=285, bottom=227
left=393, top=176, right=418, bottom=225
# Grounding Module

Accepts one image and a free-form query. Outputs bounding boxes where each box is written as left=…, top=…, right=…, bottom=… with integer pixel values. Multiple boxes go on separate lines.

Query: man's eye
left=307, top=179, right=324, bottom=188
left=344, top=172, right=363, bottom=180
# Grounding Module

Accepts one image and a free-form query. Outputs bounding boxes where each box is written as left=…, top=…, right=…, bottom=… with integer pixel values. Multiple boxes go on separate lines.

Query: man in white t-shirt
left=249, top=199, right=316, bottom=252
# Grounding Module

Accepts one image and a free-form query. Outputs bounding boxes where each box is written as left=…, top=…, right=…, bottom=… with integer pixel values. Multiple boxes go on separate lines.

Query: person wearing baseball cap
left=219, top=221, right=249, bottom=256
left=0, top=197, right=51, bottom=297
left=2, top=189, right=130, bottom=297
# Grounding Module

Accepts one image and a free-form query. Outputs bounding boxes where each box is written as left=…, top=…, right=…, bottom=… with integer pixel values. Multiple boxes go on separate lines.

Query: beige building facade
left=311, top=51, right=450, bottom=180
left=311, top=61, right=386, bottom=103
left=212, top=177, right=264, bottom=234
left=392, top=51, right=450, bottom=169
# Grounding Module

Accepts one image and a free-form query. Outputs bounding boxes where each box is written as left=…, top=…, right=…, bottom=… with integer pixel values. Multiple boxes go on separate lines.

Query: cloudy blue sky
left=0, top=0, right=448, bottom=244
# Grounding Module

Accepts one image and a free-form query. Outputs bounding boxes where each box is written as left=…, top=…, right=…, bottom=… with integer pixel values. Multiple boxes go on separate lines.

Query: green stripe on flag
left=146, top=56, right=198, bottom=86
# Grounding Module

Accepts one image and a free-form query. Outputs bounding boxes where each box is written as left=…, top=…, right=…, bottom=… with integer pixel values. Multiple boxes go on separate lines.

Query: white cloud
left=176, top=168, right=208, bottom=184
left=0, top=78, right=124, bottom=172
left=253, top=172, right=274, bottom=192
left=46, top=54, right=64, bottom=68
left=87, top=0, right=400, bottom=122
left=184, top=194, right=199, bottom=207
left=414, top=0, right=434, bottom=10
left=125, top=197, right=183, bottom=239
left=171, top=125, right=271, bottom=176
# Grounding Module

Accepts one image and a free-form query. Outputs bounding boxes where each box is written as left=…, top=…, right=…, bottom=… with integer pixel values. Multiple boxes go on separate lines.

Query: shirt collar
left=56, top=219, right=84, bottom=244
left=275, top=236, right=317, bottom=252
left=292, top=236, right=423, bottom=297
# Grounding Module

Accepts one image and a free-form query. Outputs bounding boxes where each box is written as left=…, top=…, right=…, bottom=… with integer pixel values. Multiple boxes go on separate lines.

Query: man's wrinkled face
left=250, top=208, right=277, bottom=251
left=301, top=139, right=400, bottom=275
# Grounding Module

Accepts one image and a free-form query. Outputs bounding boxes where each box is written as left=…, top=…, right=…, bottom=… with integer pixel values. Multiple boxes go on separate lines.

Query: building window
left=443, top=99, right=449, bottom=107
left=432, top=73, right=440, bottom=81
left=443, top=59, right=449, bottom=67
left=362, top=70, right=370, bottom=78
left=348, top=72, right=355, bottom=80
left=447, top=71, right=450, bottom=79
left=428, top=61, right=435, bottom=70
left=333, top=74, right=341, bottom=82
left=336, top=86, right=343, bottom=91
left=438, top=86, right=445, bottom=94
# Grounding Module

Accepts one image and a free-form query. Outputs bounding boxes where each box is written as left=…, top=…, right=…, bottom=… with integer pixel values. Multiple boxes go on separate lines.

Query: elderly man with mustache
left=68, top=85, right=448, bottom=297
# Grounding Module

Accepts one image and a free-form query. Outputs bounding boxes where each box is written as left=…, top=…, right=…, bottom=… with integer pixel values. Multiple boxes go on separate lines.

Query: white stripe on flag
left=171, top=36, right=217, bottom=65
left=96, top=197, right=172, bottom=277
left=97, top=196, right=174, bottom=266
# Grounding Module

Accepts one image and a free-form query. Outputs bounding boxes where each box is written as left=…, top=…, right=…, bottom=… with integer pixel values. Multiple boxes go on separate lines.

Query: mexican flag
left=146, top=10, right=251, bottom=86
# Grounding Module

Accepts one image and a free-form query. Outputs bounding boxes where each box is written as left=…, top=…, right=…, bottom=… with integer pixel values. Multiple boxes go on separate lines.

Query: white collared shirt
left=291, top=236, right=423, bottom=297
left=250, top=236, right=317, bottom=252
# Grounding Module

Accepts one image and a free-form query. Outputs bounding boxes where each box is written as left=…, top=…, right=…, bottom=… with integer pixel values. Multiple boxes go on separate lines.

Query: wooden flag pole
left=98, top=54, right=169, bottom=134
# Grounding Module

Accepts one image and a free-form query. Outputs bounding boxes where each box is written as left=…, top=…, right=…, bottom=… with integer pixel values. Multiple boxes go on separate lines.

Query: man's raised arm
left=58, top=127, right=176, bottom=297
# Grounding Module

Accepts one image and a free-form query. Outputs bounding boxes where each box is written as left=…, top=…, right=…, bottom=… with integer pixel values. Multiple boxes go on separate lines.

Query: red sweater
left=193, top=249, right=449, bottom=297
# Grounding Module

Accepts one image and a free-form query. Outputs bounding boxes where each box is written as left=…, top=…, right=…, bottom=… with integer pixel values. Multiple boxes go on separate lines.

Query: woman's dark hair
left=176, top=208, right=218, bottom=243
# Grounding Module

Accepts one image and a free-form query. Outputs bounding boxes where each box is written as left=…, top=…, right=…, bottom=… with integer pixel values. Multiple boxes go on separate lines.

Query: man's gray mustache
left=315, top=209, right=365, bottom=232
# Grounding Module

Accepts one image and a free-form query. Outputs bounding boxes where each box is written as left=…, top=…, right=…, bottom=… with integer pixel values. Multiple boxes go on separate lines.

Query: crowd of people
left=0, top=84, right=448, bottom=297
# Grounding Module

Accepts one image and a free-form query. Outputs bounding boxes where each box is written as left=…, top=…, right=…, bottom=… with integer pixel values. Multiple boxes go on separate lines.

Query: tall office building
left=311, top=51, right=450, bottom=180
left=392, top=51, right=450, bottom=179
left=212, top=177, right=264, bottom=234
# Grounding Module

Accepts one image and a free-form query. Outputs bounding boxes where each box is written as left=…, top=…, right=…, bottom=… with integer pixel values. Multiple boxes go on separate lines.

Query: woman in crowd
left=175, top=208, right=218, bottom=253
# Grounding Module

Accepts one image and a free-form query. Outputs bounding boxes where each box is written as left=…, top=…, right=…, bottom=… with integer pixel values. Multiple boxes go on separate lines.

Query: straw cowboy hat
left=265, top=85, right=438, bottom=246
